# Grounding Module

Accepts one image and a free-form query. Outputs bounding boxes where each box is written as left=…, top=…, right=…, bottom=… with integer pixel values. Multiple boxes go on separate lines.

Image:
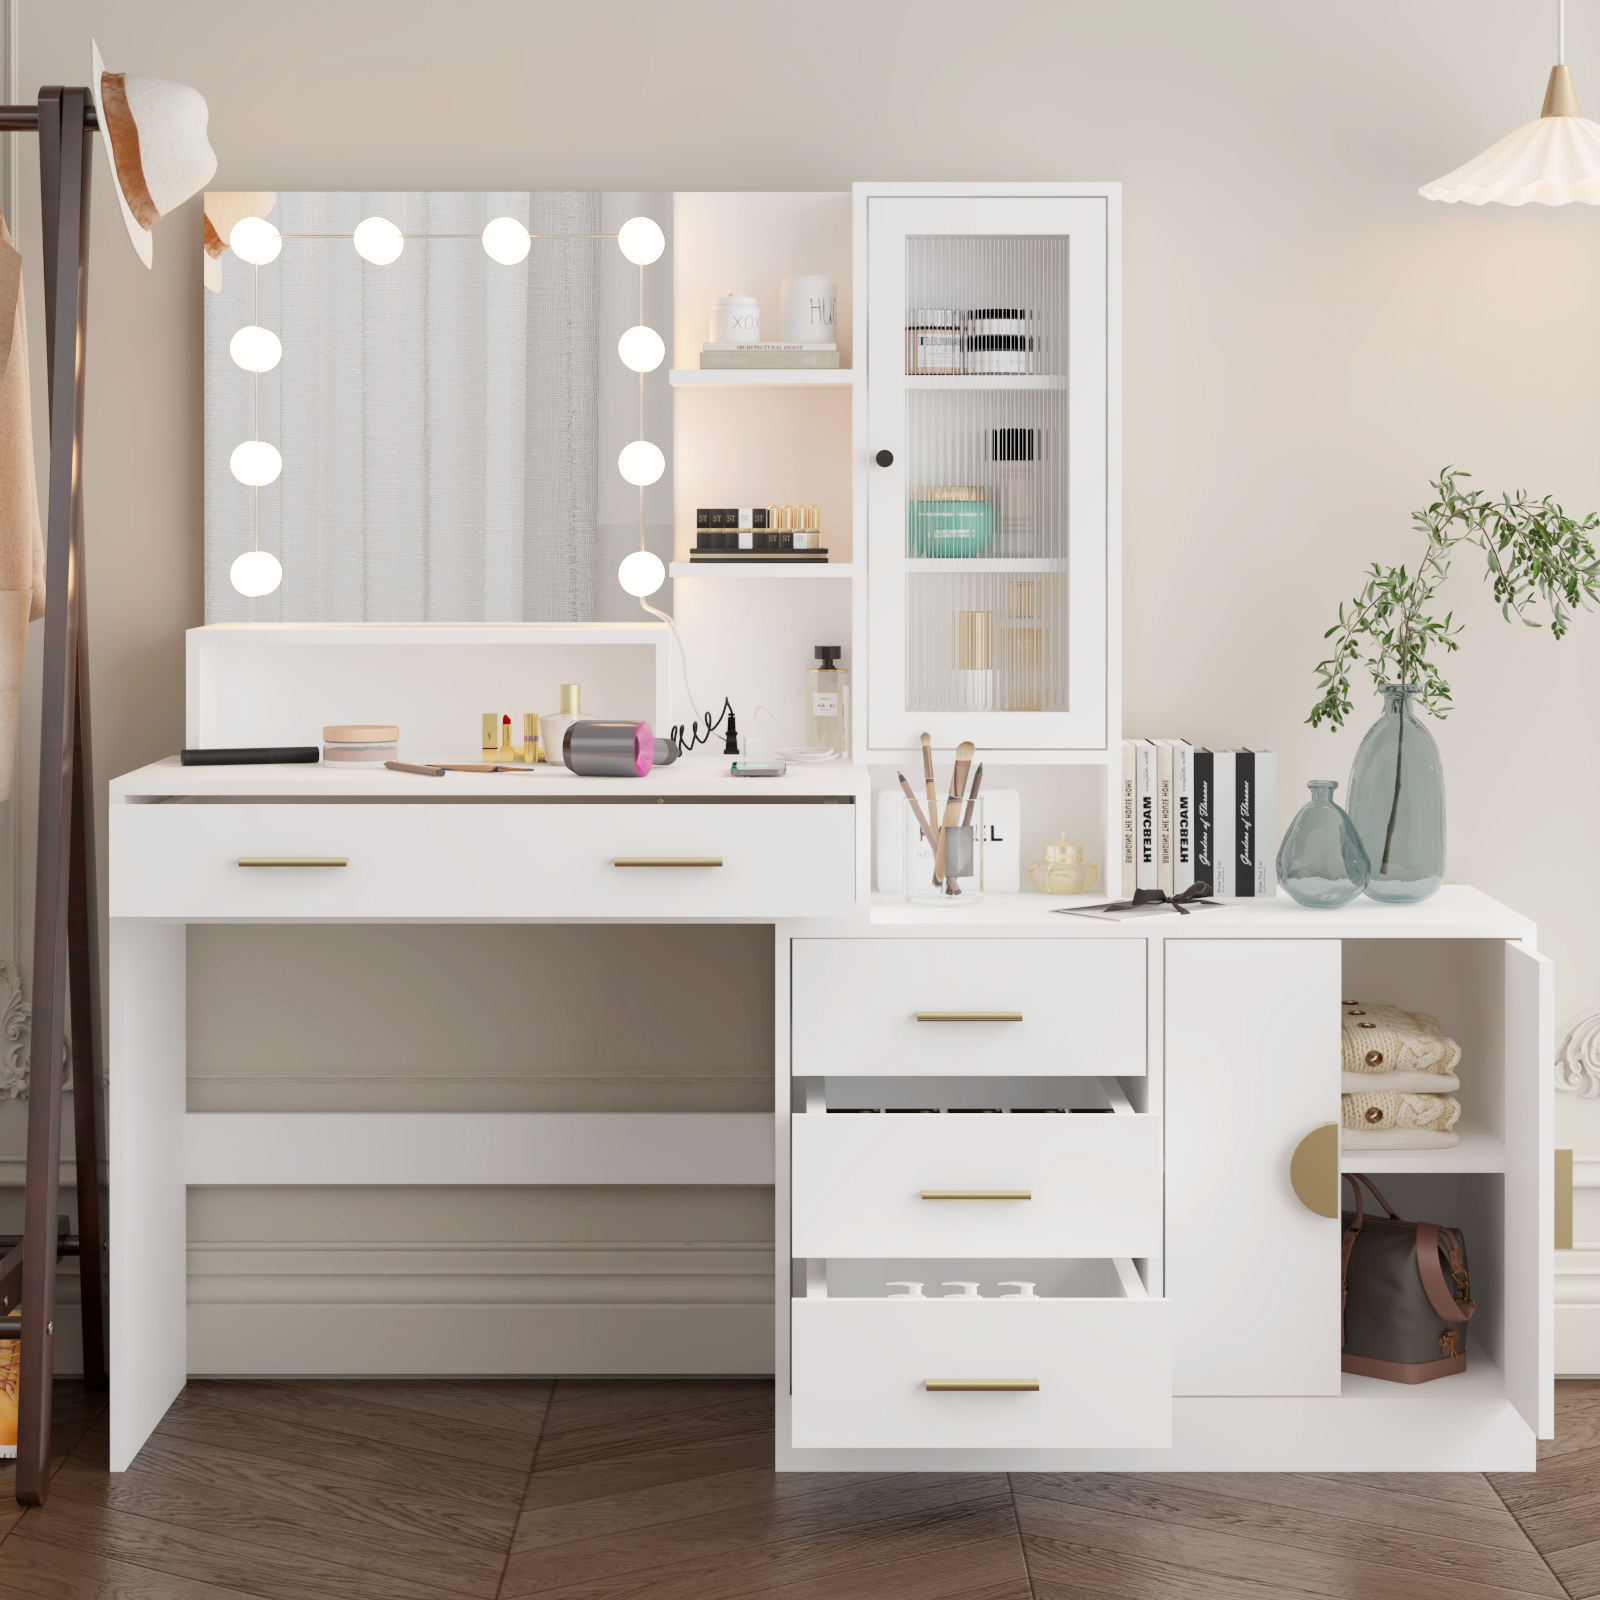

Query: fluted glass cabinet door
left=865, top=195, right=1109, bottom=752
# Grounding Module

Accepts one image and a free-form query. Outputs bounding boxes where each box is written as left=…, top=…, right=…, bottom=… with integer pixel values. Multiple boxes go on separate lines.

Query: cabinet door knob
left=875, top=448, right=894, bottom=467
left=1289, top=1121, right=1340, bottom=1218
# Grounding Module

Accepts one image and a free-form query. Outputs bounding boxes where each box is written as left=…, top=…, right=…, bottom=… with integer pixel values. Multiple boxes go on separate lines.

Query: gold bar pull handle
left=237, top=857, right=348, bottom=867
left=925, top=1379, right=1039, bottom=1392
left=613, top=857, right=723, bottom=867
left=915, top=1010, right=1022, bottom=1022
left=1558, top=1148, right=1575, bottom=1250
left=921, top=1190, right=1031, bottom=1201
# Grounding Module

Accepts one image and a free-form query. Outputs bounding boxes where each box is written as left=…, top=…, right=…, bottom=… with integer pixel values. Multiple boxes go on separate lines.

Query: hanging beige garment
left=0, top=207, right=44, bottom=802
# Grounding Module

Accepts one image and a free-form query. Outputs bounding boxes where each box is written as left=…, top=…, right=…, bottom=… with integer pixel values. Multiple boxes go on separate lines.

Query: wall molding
left=0, top=956, right=71, bottom=1100
left=1558, top=1006, right=1600, bottom=1097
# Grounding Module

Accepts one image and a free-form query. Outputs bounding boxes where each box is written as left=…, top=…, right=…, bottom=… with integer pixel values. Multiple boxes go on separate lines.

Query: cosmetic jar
left=323, top=724, right=399, bottom=765
left=905, top=309, right=963, bottom=374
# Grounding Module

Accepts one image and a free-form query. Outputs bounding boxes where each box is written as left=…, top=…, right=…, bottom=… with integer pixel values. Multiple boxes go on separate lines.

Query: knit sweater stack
left=1339, top=1002, right=1462, bottom=1150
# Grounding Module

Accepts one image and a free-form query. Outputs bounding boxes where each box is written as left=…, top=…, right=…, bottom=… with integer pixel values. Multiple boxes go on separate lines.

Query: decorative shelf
left=904, top=374, right=1067, bottom=390
left=670, top=563, right=856, bottom=578
left=1340, top=1120, right=1504, bottom=1175
left=903, top=558, right=1067, bottom=573
left=670, top=368, right=853, bottom=388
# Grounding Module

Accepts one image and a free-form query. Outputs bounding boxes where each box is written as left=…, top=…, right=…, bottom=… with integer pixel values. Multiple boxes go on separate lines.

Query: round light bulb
left=353, top=217, right=404, bottom=265
left=230, top=439, right=283, bottom=487
left=482, top=216, right=531, bottom=265
left=230, top=549, right=283, bottom=597
left=229, top=216, right=282, bottom=265
left=617, top=440, right=665, bottom=487
left=618, top=550, right=666, bottom=598
left=230, top=324, right=283, bottom=373
left=617, top=217, right=665, bottom=265
left=617, top=325, right=665, bottom=373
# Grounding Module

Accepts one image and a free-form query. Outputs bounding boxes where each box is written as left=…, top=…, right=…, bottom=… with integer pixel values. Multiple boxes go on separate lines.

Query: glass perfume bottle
left=1275, top=779, right=1370, bottom=908
left=1028, top=835, right=1098, bottom=895
left=806, top=646, right=850, bottom=759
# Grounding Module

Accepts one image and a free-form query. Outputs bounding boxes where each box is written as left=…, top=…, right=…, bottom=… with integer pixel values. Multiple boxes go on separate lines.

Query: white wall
left=20, top=0, right=1600, bottom=1368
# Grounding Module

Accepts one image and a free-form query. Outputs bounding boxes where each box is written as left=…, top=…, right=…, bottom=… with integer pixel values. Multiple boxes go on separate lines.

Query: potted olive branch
left=1303, top=467, right=1600, bottom=902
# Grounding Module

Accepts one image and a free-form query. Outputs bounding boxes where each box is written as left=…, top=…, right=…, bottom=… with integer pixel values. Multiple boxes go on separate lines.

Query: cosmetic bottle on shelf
left=806, top=646, right=851, bottom=759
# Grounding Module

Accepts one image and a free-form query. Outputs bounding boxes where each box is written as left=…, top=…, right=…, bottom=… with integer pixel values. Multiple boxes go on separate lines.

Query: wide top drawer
left=792, top=938, right=1145, bottom=1076
left=112, top=801, right=855, bottom=920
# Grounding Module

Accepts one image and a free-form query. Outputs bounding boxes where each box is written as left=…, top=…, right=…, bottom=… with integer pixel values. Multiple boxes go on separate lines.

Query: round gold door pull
left=1290, top=1121, right=1340, bottom=1218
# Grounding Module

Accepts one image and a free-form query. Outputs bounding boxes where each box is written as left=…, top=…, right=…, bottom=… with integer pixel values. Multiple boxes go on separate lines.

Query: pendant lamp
left=1421, top=0, right=1600, bottom=204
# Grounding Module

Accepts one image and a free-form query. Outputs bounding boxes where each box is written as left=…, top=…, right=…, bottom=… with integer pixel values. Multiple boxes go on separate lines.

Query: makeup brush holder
left=903, top=794, right=984, bottom=906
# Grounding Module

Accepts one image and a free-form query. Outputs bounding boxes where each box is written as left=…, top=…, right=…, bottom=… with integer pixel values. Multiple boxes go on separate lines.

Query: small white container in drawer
left=792, top=1099, right=1160, bottom=1259
left=111, top=802, right=855, bottom=920
left=792, top=938, right=1144, bottom=1076
left=791, top=1259, right=1169, bottom=1449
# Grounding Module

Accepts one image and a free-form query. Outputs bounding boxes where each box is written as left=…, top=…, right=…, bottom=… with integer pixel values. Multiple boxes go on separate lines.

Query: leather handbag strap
left=1416, top=1222, right=1476, bottom=1323
left=1340, top=1174, right=1365, bottom=1344
left=1346, top=1171, right=1405, bottom=1221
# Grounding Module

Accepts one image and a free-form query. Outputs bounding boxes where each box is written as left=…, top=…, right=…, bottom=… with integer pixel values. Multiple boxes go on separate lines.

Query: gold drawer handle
left=926, top=1379, right=1039, bottom=1392
left=916, top=1011, right=1023, bottom=1022
left=921, top=1190, right=1031, bottom=1201
left=613, top=857, right=723, bottom=867
left=238, top=857, right=348, bottom=867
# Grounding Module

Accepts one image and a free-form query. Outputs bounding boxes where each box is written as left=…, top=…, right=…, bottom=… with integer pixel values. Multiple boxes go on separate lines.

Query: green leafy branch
left=1308, top=467, right=1600, bottom=731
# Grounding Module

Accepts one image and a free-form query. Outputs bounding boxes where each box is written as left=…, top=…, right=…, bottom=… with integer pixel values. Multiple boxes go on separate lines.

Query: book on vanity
left=1211, top=751, right=1236, bottom=899
left=1134, top=739, right=1158, bottom=891
left=702, top=342, right=837, bottom=352
left=1171, top=739, right=1194, bottom=892
left=1120, top=740, right=1136, bottom=898
left=700, top=348, right=841, bottom=369
left=1155, top=740, right=1175, bottom=894
left=1192, top=748, right=1214, bottom=895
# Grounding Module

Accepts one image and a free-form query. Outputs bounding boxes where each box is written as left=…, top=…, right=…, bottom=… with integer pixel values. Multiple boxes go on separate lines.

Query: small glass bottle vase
left=1345, top=684, right=1446, bottom=904
left=1275, top=780, right=1369, bottom=909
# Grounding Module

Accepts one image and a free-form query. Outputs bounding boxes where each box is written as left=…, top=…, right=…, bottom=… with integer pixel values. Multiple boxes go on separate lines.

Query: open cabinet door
left=1505, top=941, right=1554, bottom=1438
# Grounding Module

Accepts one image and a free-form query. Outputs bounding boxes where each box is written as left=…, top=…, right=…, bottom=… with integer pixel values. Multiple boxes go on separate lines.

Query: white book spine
left=1135, top=740, right=1158, bottom=891
left=1254, top=750, right=1278, bottom=896
left=1155, top=740, right=1175, bottom=895
left=1120, top=740, right=1136, bottom=899
left=1173, top=740, right=1194, bottom=893
left=1212, top=752, right=1236, bottom=899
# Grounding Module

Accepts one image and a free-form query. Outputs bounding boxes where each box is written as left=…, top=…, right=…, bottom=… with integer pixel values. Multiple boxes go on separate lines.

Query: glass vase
left=1345, top=684, right=1446, bottom=904
left=1276, top=780, right=1369, bottom=908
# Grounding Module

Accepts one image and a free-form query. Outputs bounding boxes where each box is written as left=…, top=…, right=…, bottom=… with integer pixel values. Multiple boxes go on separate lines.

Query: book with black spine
left=1155, top=740, right=1175, bottom=895
left=1234, top=749, right=1257, bottom=898
left=1120, top=739, right=1136, bottom=898
left=1135, top=739, right=1158, bottom=892
left=1212, top=751, right=1236, bottom=899
left=1172, top=738, right=1194, bottom=892
left=1252, top=749, right=1278, bottom=896
left=1192, top=748, right=1214, bottom=895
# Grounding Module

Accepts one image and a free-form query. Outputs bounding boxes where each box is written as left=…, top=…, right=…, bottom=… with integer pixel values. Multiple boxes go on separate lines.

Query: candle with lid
left=323, top=725, right=398, bottom=766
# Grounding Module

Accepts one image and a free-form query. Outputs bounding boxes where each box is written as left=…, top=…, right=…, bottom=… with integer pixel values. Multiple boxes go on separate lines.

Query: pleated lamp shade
left=1421, top=64, right=1600, bottom=205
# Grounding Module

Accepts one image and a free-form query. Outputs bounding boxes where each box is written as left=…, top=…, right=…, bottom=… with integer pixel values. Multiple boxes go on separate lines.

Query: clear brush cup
left=903, top=794, right=984, bottom=905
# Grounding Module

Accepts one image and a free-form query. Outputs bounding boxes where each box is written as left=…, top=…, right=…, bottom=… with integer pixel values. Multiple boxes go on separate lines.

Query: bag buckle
left=1439, top=1329, right=1461, bottom=1359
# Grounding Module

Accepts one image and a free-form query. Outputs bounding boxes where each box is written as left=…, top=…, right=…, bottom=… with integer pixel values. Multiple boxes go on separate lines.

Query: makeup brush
left=960, top=762, right=985, bottom=828
left=936, top=741, right=976, bottom=890
left=897, top=772, right=939, bottom=854
left=920, top=732, right=941, bottom=884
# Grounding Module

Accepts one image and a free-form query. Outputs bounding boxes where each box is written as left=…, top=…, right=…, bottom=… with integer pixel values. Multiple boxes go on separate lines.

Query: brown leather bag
left=1341, top=1172, right=1474, bottom=1383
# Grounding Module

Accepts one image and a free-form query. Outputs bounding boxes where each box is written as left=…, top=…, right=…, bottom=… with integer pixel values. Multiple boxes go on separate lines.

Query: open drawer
left=791, top=1258, right=1170, bottom=1449
left=792, top=1080, right=1160, bottom=1258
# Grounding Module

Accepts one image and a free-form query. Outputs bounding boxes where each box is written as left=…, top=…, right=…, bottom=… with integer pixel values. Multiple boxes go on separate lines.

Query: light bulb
left=230, top=549, right=283, bottom=597
left=617, top=325, right=665, bottom=373
left=618, top=550, right=666, bottom=597
left=353, top=217, right=404, bottom=265
left=229, top=216, right=282, bottom=265
left=230, top=325, right=282, bottom=373
left=230, top=440, right=282, bottom=487
left=482, top=216, right=531, bottom=265
left=617, top=217, right=665, bottom=265
left=618, top=440, right=665, bottom=487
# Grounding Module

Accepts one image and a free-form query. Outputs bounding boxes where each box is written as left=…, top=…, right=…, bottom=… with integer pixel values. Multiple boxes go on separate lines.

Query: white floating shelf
left=904, top=374, right=1067, bottom=390
left=1340, top=1120, right=1504, bottom=1175
left=670, top=563, right=855, bottom=578
left=670, top=368, right=853, bottom=388
left=904, top=558, right=1067, bottom=573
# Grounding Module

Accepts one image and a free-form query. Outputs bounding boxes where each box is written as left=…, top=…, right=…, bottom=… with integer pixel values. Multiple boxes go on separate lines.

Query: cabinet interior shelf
left=1340, top=1120, right=1504, bottom=1175
left=903, top=558, right=1067, bottom=574
left=904, top=374, right=1068, bottom=390
left=670, top=368, right=853, bottom=388
left=669, top=563, right=855, bottom=578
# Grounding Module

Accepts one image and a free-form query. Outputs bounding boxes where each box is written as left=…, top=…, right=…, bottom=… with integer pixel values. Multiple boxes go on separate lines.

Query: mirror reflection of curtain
left=205, top=192, right=619, bottom=622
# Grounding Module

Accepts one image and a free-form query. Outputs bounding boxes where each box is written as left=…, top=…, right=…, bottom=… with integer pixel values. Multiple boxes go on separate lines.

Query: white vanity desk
left=109, top=750, right=1553, bottom=1476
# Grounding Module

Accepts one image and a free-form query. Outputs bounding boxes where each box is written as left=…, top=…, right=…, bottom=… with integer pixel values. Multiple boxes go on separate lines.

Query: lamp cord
left=1561, top=0, right=1566, bottom=65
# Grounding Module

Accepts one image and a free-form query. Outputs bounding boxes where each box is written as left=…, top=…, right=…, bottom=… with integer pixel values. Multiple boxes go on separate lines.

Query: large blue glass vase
left=1276, top=780, right=1369, bottom=908
left=1345, top=685, right=1446, bottom=904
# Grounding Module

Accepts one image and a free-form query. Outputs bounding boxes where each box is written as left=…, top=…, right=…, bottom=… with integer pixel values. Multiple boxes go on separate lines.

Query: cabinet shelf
left=670, top=368, right=853, bottom=388
left=903, top=558, right=1067, bottom=574
left=1339, top=1120, right=1504, bottom=1175
left=670, top=563, right=855, bottom=578
left=904, top=374, right=1068, bottom=390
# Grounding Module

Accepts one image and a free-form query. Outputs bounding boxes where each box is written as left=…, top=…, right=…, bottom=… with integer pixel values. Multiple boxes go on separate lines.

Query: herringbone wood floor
left=1, top=1378, right=1597, bottom=1598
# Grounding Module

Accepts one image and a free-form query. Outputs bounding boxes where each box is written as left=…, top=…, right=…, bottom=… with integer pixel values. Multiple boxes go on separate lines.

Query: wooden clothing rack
left=0, top=87, right=108, bottom=1507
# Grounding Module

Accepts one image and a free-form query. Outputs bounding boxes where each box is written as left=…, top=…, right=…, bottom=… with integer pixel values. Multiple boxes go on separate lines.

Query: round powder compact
left=323, top=724, right=399, bottom=766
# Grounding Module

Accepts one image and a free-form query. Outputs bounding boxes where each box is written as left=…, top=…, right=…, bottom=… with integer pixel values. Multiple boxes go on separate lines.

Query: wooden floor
left=2, top=1379, right=1599, bottom=1599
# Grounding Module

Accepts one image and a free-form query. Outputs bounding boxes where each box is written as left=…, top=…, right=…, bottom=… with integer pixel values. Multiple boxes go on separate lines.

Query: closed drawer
left=792, top=938, right=1144, bottom=1076
left=111, top=802, right=855, bottom=919
left=791, top=1261, right=1170, bottom=1448
left=791, top=1106, right=1161, bottom=1258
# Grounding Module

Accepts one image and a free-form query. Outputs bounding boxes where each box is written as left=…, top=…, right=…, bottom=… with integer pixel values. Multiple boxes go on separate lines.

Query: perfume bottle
left=806, top=646, right=850, bottom=759
left=1028, top=835, right=1098, bottom=895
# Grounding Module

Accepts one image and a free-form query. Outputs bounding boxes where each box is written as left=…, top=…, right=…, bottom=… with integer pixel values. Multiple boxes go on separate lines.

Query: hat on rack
left=91, top=38, right=217, bottom=269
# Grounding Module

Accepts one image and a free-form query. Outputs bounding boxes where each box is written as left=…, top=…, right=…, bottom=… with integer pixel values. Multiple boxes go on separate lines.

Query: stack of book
left=1119, top=739, right=1277, bottom=901
left=700, top=342, right=841, bottom=370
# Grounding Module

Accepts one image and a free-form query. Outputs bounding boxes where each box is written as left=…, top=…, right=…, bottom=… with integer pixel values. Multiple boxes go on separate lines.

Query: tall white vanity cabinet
left=775, top=181, right=1554, bottom=1472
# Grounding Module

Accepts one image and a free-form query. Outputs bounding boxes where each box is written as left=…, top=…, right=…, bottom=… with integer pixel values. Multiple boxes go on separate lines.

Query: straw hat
left=91, top=38, right=217, bottom=268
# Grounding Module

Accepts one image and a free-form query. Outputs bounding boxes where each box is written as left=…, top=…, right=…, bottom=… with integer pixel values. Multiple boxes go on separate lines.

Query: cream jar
left=709, top=291, right=761, bottom=344
left=323, top=724, right=399, bottom=765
